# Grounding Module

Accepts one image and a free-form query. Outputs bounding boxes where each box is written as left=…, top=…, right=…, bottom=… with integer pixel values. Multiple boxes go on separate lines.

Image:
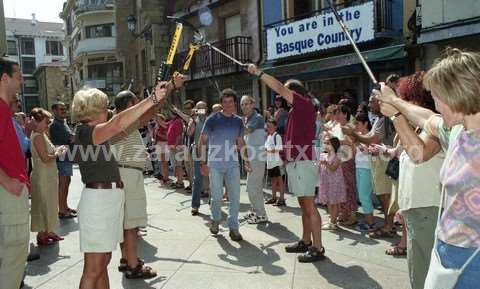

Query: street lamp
left=127, top=15, right=137, bottom=34
left=127, top=14, right=152, bottom=41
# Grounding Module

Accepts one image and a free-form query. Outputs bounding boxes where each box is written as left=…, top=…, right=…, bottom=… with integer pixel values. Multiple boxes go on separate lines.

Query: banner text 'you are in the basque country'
left=266, top=1, right=375, bottom=61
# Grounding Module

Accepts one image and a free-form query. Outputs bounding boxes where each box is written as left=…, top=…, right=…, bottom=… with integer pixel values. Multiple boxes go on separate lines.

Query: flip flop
left=385, top=246, right=407, bottom=256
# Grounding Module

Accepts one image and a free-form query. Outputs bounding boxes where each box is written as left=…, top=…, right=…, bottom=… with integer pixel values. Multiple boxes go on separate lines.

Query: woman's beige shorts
left=78, top=187, right=125, bottom=253
left=370, top=156, right=393, bottom=195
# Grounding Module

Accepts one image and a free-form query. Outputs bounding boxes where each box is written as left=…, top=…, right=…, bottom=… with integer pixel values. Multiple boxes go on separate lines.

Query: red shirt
left=284, top=92, right=316, bottom=161
left=154, top=123, right=168, bottom=142
left=0, top=98, right=29, bottom=189
left=167, top=117, right=183, bottom=146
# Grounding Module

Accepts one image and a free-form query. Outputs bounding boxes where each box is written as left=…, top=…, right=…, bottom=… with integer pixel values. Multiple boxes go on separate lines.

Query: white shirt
left=398, top=137, right=444, bottom=210
left=264, top=133, right=283, bottom=169
left=355, top=146, right=371, bottom=169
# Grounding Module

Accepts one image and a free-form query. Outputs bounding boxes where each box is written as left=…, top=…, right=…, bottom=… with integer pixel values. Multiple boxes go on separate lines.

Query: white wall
left=421, top=0, right=480, bottom=28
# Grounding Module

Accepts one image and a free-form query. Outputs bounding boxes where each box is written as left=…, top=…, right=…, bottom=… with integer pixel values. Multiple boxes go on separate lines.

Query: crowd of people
left=0, top=47, right=479, bottom=289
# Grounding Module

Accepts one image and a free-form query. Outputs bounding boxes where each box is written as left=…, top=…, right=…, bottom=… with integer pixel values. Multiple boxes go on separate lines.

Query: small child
left=318, top=137, right=346, bottom=230
left=354, top=113, right=375, bottom=232
left=264, top=119, right=286, bottom=206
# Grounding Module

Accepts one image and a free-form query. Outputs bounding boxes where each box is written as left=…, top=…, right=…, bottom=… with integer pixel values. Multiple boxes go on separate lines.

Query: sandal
left=118, top=258, right=144, bottom=272
left=125, top=263, right=157, bottom=279
left=368, top=228, right=396, bottom=239
left=37, top=236, right=56, bottom=246
left=58, top=211, right=76, bottom=219
left=273, top=199, right=286, bottom=207
left=265, top=198, right=276, bottom=204
left=48, top=232, right=64, bottom=241
left=170, top=182, right=184, bottom=189
left=385, top=246, right=407, bottom=256
left=321, top=222, right=339, bottom=230
left=68, top=208, right=77, bottom=214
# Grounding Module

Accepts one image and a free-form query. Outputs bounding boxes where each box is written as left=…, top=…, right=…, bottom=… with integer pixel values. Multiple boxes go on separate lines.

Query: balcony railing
left=73, top=37, right=116, bottom=59
left=174, top=36, right=252, bottom=80
left=74, top=0, right=114, bottom=14
left=265, top=0, right=393, bottom=33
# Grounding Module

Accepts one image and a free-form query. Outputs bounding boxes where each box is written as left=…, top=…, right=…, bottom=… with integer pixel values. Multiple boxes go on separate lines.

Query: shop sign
left=266, top=1, right=375, bottom=60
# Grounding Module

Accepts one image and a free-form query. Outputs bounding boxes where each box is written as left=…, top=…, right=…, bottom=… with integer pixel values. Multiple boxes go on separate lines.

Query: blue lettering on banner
left=266, top=2, right=375, bottom=60
left=276, top=38, right=315, bottom=55
left=317, top=27, right=362, bottom=45
left=275, top=26, right=294, bottom=37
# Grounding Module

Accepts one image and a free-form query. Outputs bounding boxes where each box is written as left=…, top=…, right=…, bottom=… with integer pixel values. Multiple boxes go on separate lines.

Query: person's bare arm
left=376, top=83, right=435, bottom=128
left=237, top=137, right=251, bottom=172
left=381, top=102, right=441, bottom=163
left=247, top=64, right=293, bottom=104
left=198, top=133, right=209, bottom=176
left=186, top=119, right=195, bottom=137
left=343, top=125, right=380, bottom=145
left=172, top=105, right=193, bottom=124
left=139, top=106, right=157, bottom=127
left=32, top=134, right=58, bottom=163
left=92, top=82, right=168, bottom=145
left=0, top=168, right=24, bottom=196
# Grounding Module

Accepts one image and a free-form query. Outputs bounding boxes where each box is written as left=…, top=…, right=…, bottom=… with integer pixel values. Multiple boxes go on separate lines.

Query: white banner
left=266, top=2, right=375, bottom=60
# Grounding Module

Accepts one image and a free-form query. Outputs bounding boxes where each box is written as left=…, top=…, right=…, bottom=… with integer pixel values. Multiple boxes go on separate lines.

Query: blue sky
left=4, top=0, right=65, bottom=23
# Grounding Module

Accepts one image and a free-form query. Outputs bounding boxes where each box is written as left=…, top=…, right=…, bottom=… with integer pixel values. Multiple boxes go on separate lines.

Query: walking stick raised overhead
left=205, top=43, right=248, bottom=67
left=326, top=0, right=379, bottom=88
left=156, top=21, right=184, bottom=84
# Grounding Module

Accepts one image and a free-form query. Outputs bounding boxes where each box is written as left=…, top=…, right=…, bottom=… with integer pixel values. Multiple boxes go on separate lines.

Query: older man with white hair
left=189, top=101, right=209, bottom=215
left=240, top=95, right=268, bottom=224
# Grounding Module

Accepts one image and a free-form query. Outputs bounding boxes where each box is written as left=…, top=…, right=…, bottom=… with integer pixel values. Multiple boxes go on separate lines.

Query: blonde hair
left=424, top=48, right=480, bottom=115
left=240, top=95, right=255, bottom=104
left=30, top=107, right=51, bottom=122
left=72, top=88, right=108, bottom=122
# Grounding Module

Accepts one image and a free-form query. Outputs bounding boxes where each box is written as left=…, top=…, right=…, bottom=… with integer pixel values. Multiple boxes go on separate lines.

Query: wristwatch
left=390, top=111, right=402, bottom=122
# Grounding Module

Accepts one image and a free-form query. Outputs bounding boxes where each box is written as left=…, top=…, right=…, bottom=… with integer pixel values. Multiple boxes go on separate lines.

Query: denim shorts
left=437, top=239, right=480, bottom=289
left=57, top=161, right=73, bottom=177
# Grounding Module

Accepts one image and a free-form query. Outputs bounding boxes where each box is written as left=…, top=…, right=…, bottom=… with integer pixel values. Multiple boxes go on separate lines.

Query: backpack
left=272, top=132, right=286, bottom=162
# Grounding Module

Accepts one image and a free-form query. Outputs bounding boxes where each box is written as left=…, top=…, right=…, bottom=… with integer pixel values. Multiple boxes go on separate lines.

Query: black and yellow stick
left=181, top=43, right=200, bottom=73
left=157, top=22, right=184, bottom=83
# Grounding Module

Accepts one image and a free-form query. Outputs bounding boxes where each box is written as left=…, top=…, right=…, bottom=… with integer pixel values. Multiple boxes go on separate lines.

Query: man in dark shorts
left=49, top=102, right=76, bottom=219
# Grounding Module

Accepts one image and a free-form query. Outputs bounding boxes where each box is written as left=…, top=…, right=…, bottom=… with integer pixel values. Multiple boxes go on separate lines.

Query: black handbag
left=385, top=157, right=399, bottom=180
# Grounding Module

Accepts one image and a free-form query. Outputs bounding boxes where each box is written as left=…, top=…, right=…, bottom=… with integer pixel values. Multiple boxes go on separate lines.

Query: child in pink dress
left=317, top=137, right=346, bottom=230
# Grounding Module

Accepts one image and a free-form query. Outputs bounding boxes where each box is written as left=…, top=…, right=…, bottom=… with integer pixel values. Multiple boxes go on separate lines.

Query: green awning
left=261, top=44, right=406, bottom=77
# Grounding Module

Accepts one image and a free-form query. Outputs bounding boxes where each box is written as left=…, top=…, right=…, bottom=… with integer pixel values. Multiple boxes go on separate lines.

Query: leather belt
left=118, top=164, right=144, bottom=172
left=86, top=181, right=124, bottom=189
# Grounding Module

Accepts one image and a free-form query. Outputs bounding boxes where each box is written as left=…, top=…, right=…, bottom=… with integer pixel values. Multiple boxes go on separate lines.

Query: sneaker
left=229, top=229, right=243, bottom=242
left=247, top=215, right=268, bottom=224
left=321, top=222, right=339, bottom=230
left=239, top=212, right=256, bottom=222
left=209, top=221, right=220, bottom=235
left=285, top=240, right=312, bottom=253
left=355, top=223, right=376, bottom=232
left=298, top=246, right=326, bottom=263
